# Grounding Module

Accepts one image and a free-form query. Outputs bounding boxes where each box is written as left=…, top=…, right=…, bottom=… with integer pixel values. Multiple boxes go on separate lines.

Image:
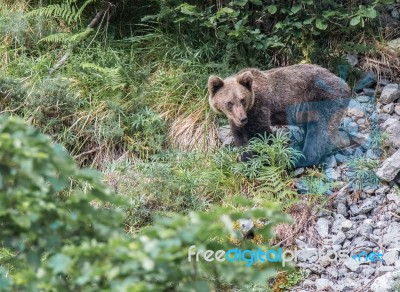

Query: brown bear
left=208, top=64, right=351, bottom=166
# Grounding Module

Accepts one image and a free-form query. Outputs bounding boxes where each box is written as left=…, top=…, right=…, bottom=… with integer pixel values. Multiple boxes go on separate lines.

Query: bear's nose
left=240, top=118, right=248, bottom=125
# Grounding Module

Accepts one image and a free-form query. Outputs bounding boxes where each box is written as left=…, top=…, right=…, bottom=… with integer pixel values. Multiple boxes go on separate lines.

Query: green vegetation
left=0, top=0, right=397, bottom=289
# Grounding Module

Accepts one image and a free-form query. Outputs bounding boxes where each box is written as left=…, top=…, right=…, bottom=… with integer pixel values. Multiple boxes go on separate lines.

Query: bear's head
left=208, top=71, right=255, bottom=128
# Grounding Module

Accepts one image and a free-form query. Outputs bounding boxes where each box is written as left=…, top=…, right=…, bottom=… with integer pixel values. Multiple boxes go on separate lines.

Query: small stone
left=354, top=71, right=377, bottom=92
left=347, top=101, right=365, bottom=118
left=238, top=219, right=254, bottom=235
left=337, top=203, right=348, bottom=217
left=294, top=167, right=305, bottom=176
left=341, top=220, right=353, bottom=232
left=383, top=103, right=395, bottom=114
left=387, top=192, right=400, bottom=204
left=386, top=121, right=400, bottom=147
left=333, top=231, right=346, bottom=245
left=359, top=200, right=376, bottom=214
left=335, top=153, right=348, bottom=164
left=349, top=204, right=360, bottom=215
left=395, top=104, right=400, bottom=116
left=362, top=88, right=375, bottom=96
left=356, top=95, right=372, bottom=103
left=350, top=132, right=369, bottom=147
left=343, top=258, right=360, bottom=272
left=315, top=278, right=334, bottom=291
left=315, top=218, right=331, bottom=238
left=383, top=222, right=400, bottom=248
left=377, top=265, right=395, bottom=275
left=382, top=117, right=399, bottom=130
left=376, top=185, right=390, bottom=195
left=359, top=222, right=373, bottom=235
left=325, top=168, right=340, bottom=181
left=383, top=250, right=399, bottom=266
left=381, top=84, right=400, bottom=104
left=388, top=38, right=400, bottom=50
left=376, top=149, right=400, bottom=182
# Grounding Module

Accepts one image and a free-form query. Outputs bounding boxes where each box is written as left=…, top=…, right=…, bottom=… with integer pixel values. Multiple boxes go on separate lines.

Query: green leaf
left=315, top=18, right=328, bottom=30
left=48, top=254, right=71, bottom=274
left=250, top=0, right=262, bottom=4
left=350, top=16, right=361, bottom=26
left=303, top=17, right=314, bottom=25
left=363, top=8, right=377, bottom=18
left=267, top=5, right=278, bottom=14
left=378, top=0, right=394, bottom=4
left=291, top=4, right=302, bottom=14
left=292, top=22, right=302, bottom=29
left=234, top=0, right=248, bottom=6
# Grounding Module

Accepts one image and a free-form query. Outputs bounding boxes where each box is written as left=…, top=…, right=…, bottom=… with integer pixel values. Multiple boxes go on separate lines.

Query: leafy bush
left=0, top=115, right=291, bottom=290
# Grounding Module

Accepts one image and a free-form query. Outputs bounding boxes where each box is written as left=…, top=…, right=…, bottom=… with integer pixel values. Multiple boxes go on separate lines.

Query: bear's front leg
left=229, top=121, right=254, bottom=162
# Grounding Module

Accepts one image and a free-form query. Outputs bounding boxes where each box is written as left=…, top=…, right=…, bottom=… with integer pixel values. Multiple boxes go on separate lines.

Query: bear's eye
left=240, top=99, right=246, bottom=106
left=227, top=102, right=233, bottom=110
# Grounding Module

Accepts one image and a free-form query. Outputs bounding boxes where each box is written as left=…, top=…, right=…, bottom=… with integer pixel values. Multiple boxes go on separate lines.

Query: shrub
left=0, top=115, right=290, bottom=290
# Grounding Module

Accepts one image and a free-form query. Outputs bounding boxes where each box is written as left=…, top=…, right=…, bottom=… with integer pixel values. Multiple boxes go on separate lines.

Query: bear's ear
left=208, top=75, right=224, bottom=96
left=237, top=71, right=253, bottom=91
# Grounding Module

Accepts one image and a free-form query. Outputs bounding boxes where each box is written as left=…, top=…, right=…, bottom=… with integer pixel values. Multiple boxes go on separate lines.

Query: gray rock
left=358, top=199, right=376, bottom=214
left=343, top=257, right=360, bottom=272
left=381, top=84, right=400, bottom=104
left=356, top=95, right=372, bottom=103
left=383, top=250, right=399, bottom=266
left=362, top=266, right=375, bottom=277
left=382, top=117, right=399, bottom=130
left=238, top=219, right=254, bottom=236
left=377, top=265, right=396, bottom=275
left=387, top=191, right=400, bottom=204
left=341, top=117, right=359, bottom=134
left=337, top=203, right=348, bottom=217
left=315, top=278, right=334, bottom=291
left=386, top=121, right=400, bottom=148
left=335, top=153, right=348, bottom=164
left=350, top=132, right=369, bottom=147
left=315, top=218, right=331, bottom=238
left=363, top=88, right=375, bottom=96
left=376, top=149, right=400, bottom=181
left=332, top=214, right=345, bottom=233
left=347, top=99, right=365, bottom=117
left=370, top=270, right=400, bottom=292
left=293, top=167, right=305, bottom=176
left=325, top=168, right=341, bottom=181
left=392, top=9, right=400, bottom=19
left=333, top=231, right=346, bottom=245
left=302, top=279, right=316, bottom=288
left=388, top=38, right=400, bottom=50
left=383, top=222, right=400, bottom=248
left=359, top=222, right=373, bottom=235
left=383, top=102, right=395, bottom=114
left=341, top=220, right=353, bottom=232
left=376, top=185, right=390, bottom=195
left=395, top=104, right=400, bottom=116
left=349, top=204, right=360, bottom=215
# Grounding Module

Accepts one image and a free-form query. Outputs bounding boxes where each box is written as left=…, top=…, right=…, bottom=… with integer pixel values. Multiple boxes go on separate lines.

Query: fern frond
left=29, top=4, right=78, bottom=24
left=81, top=63, right=126, bottom=90
left=39, top=33, right=72, bottom=44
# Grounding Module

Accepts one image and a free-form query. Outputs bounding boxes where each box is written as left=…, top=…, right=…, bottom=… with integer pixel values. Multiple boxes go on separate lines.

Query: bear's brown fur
left=208, top=64, right=350, bottom=166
